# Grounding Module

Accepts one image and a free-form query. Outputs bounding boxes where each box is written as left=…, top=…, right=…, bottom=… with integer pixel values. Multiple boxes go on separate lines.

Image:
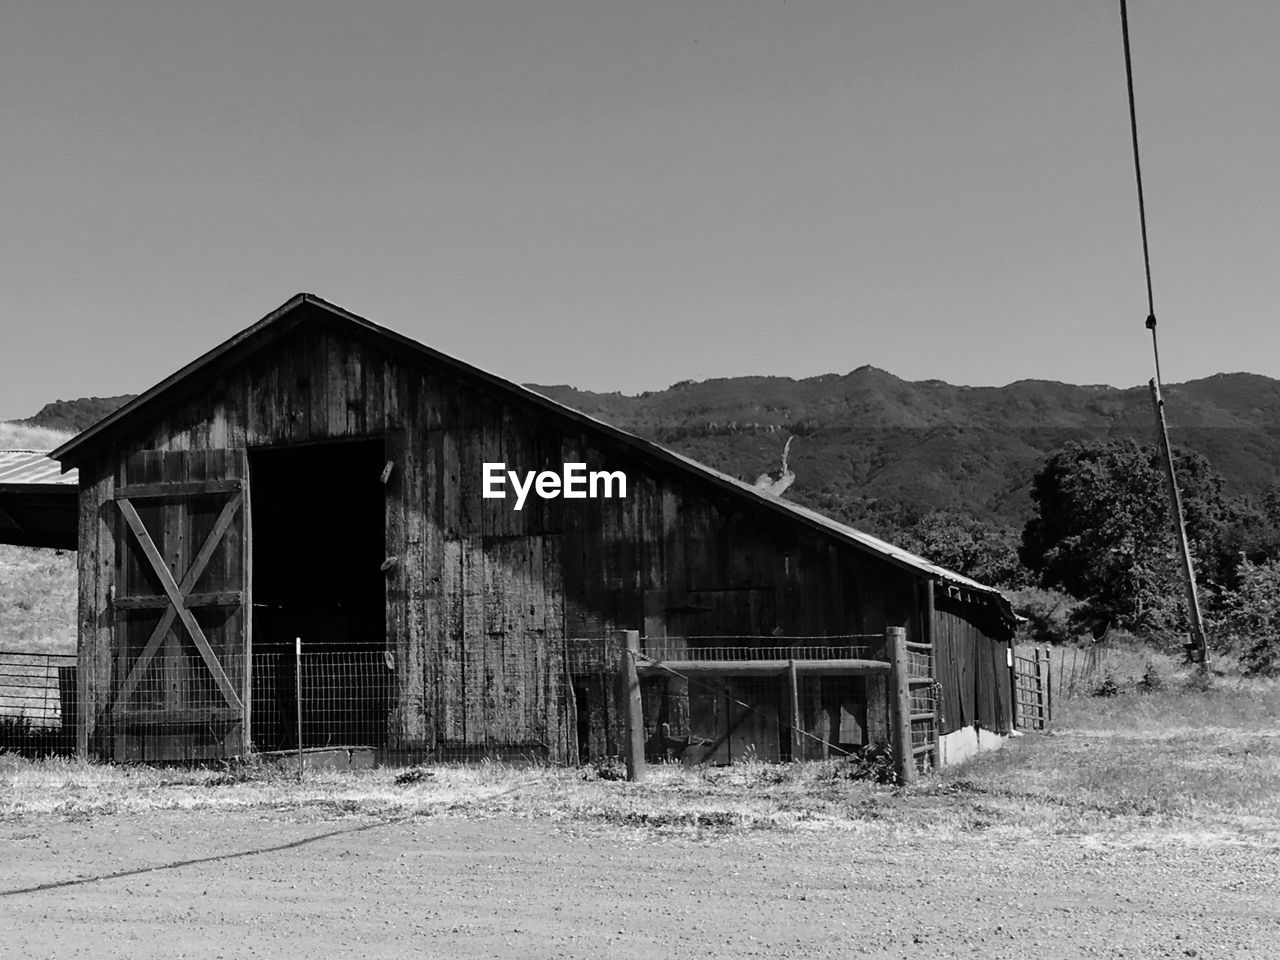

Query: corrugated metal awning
left=0, top=451, right=78, bottom=486
left=0, top=451, right=78, bottom=549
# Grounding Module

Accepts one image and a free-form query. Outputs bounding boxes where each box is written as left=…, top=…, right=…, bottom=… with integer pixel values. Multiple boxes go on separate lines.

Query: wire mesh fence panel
left=1058, top=644, right=1102, bottom=699
left=639, top=640, right=877, bottom=662
left=110, top=652, right=244, bottom=761
left=251, top=644, right=394, bottom=753
left=564, top=636, right=622, bottom=764
left=0, top=651, right=77, bottom=758
left=0, top=629, right=922, bottom=769
left=630, top=635, right=890, bottom=767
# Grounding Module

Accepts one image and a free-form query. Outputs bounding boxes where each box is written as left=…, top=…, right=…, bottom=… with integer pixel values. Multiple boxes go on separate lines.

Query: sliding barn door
left=111, top=450, right=251, bottom=761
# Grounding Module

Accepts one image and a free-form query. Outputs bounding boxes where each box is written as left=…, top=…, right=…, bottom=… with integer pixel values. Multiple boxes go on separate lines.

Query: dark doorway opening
left=248, top=440, right=387, bottom=751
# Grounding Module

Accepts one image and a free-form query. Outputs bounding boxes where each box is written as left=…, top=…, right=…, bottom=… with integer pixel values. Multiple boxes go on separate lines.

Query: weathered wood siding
left=76, top=311, right=995, bottom=761
left=933, top=592, right=1012, bottom=736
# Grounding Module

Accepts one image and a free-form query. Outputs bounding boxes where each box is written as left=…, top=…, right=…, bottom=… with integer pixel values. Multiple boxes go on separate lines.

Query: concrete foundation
left=938, top=725, right=1012, bottom=767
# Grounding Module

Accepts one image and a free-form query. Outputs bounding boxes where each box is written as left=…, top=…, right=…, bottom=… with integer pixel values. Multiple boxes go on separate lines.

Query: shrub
left=1212, top=558, right=1280, bottom=675
left=1137, top=661, right=1166, bottom=693
left=1093, top=673, right=1120, bottom=698
left=584, top=755, right=627, bottom=781
left=1009, top=587, right=1083, bottom=645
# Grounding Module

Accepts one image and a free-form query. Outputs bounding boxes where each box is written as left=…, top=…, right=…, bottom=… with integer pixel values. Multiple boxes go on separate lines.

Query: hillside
left=0, top=422, right=74, bottom=453
left=9, top=372, right=1280, bottom=534
left=14, top=396, right=134, bottom=435
left=528, top=369, right=1280, bottom=531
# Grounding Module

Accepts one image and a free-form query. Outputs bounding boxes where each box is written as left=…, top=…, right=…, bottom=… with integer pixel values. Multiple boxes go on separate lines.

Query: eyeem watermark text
left=482, top=463, right=627, bottom=511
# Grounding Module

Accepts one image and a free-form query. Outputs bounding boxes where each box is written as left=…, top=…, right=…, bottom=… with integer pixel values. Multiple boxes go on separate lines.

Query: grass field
left=4, top=674, right=1277, bottom=841
left=0, top=545, right=77, bottom=654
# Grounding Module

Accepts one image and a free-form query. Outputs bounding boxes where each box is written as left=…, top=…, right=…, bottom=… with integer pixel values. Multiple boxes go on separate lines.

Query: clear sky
left=2, top=1, right=1277, bottom=419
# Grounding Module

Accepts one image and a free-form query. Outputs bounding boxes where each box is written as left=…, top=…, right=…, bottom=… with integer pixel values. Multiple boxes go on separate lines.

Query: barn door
left=111, top=449, right=251, bottom=761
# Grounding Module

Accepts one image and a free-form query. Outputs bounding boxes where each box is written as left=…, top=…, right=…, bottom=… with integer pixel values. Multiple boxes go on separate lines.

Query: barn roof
left=52, top=294, right=1013, bottom=613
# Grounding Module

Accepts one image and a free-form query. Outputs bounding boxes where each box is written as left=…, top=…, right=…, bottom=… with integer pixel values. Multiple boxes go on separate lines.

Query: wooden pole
left=923, top=579, right=937, bottom=723
left=295, top=636, right=303, bottom=780
left=1148, top=379, right=1209, bottom=667
left=922, top=580, right=940, bottom=768
left=242, top=466, right=253, bottom=756
left=1031, top=647, right=1041, bottom=729
left=788, top=659, right=801, bottom=762
left=1008, top=641, right=1019, bottom=730
left=1042, top=647, right=1053, bottom=727
left=619, top=630, right=645, bottom=783
left=887, top=626, right=915, bottom=785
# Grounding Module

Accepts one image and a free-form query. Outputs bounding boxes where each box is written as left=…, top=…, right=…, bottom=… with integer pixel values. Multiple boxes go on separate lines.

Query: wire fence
left=4, top=632, right=929, bottom=774
left=631, top=634, right=893, bottom=768
left=0, top=650, right=77, bottom=758
left=251, top=644, right=391, bottom=754
left=638, top=638, right=877, bottom=663
left=1055, top=643, right=1104, bottom=700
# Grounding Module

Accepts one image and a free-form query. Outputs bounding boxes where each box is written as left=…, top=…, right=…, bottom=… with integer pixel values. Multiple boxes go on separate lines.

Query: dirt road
left=1, top=810, right=1276, bottom=959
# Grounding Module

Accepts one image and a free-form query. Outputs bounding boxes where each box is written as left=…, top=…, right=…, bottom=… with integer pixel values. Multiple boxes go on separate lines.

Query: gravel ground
left=2, top=810, right=1277, bottom=959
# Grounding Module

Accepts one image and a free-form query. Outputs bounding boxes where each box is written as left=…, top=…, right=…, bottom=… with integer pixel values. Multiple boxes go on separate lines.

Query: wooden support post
left=618, top=630, right=645, bottom=783
left=1034, top=647, right=1046, bottom=729
left=243, top=472, right=253, bottom=755
left=1008, top=641, right=1019, bottom=730
left=295, top=637, right=304, bottom=781
left=923, top=579, right=941, bottom=763
left=1149, top=379, right=1210, bottom=666
left=887, top=626, right=915, bottom=785
left=788, top=659, right=801, bottom=762
left=1039, top=647, right=1049, bottom=727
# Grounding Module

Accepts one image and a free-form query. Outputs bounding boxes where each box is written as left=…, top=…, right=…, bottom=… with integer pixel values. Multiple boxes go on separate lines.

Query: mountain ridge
left=8, top=371, right=1279, bottom=533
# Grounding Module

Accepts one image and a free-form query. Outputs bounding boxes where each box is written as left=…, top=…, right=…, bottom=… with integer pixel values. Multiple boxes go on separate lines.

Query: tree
left=1212, top=558, right=1280, bottom=675
left=898, top=511, right=1026, bottom=588
left=1019, top=440, right=1242, bottom=639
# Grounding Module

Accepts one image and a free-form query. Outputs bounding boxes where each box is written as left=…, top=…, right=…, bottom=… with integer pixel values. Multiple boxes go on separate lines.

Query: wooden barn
left=50, top=294, right=1019, bottom=766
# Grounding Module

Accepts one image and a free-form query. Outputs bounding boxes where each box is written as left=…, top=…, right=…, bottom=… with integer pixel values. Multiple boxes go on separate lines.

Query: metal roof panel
left=0, top=451, right=79, bottom=486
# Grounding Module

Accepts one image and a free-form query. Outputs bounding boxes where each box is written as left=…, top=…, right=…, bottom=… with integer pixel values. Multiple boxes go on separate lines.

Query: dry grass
left=1021, top=639, right=1190, bottom=701
left=937, top=675, right=1280, bottom=841
left=0, top=422, right=73, bottom=452
left=3, top=677, right=1277, bottom=845
left=0, top=545, right=77, bottom=652
left=0, top=755, right=897, bottom=831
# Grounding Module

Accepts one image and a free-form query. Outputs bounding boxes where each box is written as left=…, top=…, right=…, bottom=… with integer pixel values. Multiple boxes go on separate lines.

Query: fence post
left=887, top=626, right=915, bottom=785
left=1039, top=646, right=1052, bottom=728
left=788, top=659, right=801, bottom=762
left=1033, top=647, right=1046, bottom=730
left=1008, top=641, right=1019, bottom=730
left=295, top=636, right=304, bottom=780
left=618, top=630, right=645, bottom=783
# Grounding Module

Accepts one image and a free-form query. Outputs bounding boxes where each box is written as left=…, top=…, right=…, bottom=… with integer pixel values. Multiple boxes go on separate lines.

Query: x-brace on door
left=110, top=449, right=251, bottom=761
